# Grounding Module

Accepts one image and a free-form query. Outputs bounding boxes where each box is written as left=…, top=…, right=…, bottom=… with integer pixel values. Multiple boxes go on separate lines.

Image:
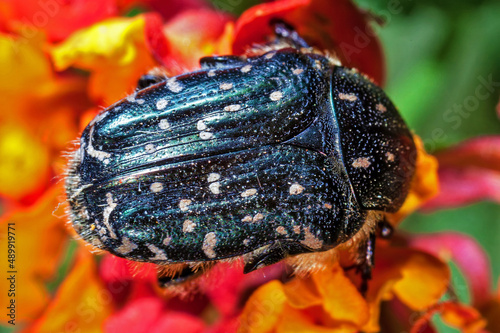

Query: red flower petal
left=4, top=0, right=118, bottom=42
left=233, top=0, right=385, bottom=84
left=144, top=13, right=172, bottom=67
left=104, top=297, right=165, bottom=333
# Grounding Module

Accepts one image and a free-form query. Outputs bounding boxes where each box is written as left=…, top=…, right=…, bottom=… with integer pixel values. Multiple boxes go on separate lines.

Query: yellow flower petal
left=51, top=16, right=157, bottom=104
left=52, top=16, right=146, bottom=70
left=0, top=124, right=50, bottom=199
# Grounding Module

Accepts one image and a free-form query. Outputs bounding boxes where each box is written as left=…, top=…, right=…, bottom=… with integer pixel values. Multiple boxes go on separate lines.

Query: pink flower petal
left=423, top=136, right=500, bottom=210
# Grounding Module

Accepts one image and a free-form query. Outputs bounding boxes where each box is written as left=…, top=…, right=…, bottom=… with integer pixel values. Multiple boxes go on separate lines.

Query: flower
left=0, top=0, right=498, bottom=332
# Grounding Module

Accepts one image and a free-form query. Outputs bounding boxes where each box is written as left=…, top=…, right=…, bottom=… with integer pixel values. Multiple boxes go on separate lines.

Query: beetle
left=65, top=19, right=416, bottom=291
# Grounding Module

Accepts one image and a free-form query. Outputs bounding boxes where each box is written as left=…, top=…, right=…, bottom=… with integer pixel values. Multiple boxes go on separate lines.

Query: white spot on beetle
left=241, top=215, right=253, bottom=223
left=179, top=199, right=192, bottom=211
left=145, top=143, right=156, bottom=153
left=293, top=225, right=301, bottom=234
left=136, top=98, right=145, bottom=105
left=376, top=103, right=387, bottom=113
left=207, top=70, right=216, bottom=77
left=102, top=193, right=118, bottom=239
left=241, top=188, right=257, bottom=198
left=352, top=157, right=371, bottom=168
left=199, top=131, right=213, bottom=140
left=243, top=238, right=250, bottom=246
left=197, top=120, right=207, bottom=131
left=270, top=91, right=283, bottom=101
left=289, top=183, right=305, bottom=195
left=202, top=232, right=217, bottom=258
left=300, top=226, right=323, bottom=250
left=386, top=152, right=395, bottom=162
left=293, top=68, right=304, bottom=75
left=276, top=226, right=287, bottom=235
left=156, top=99, right=168, bottom=110
left=224, top=104, right=242, bottom=112
left=338, top=93, right=358, bottom=102
left=241, top=65, right=252, bottom=73
left=163, top=236, right=172, bottom=246
left=147, top=244, right=168, bottom=260
left=220, top=82, right=233, bottom=90
left=209, top=182, right=221, bottom=194
left=265, top=52, right=276, bottom=59
left=126, top=92, right=137, bottom=103
left=183, top=219, right=196, bottom=233
left=87, top=127, right=111, bottom=162
left=158, top=119, right=170, bottom=129
left=253, top=213, right=264, bottom=222
left=167, top=77, right=183, bottom=92
left=150, top=182, right=163, bottom=193
left=207, top=173, right=220, bottom=182
left=116, top=237, right=138, bottom=255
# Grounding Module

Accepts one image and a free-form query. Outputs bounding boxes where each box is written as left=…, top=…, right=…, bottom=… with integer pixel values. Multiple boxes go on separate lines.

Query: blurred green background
left=215, top=0, right=500, bottom=331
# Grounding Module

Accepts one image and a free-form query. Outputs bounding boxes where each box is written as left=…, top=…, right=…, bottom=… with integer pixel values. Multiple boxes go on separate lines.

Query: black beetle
left=65, top=20, right=416, bottom=290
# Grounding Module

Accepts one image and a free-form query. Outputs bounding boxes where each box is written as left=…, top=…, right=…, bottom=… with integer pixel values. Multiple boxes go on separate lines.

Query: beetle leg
left=270, top=18, right=310, bottom=49
left=199, top=55, right=247, bottom=69
left=357, top=231, right=376, bottom=295
left=244, top=241, right=310, bottom=274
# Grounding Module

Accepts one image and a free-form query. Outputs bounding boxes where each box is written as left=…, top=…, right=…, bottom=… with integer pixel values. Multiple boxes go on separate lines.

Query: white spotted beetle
left=66, top=19, right=416, bottom=292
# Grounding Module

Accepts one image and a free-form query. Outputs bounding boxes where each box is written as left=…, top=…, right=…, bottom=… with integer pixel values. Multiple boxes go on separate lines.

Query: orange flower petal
left=375, top=247, right=450, bottom=311
left=0, top=186, right=68, bottom=323
left=239, top=280, right=286, bottom=333
left=313, top=265, right=369, bottom=327
left=441, top=302, right=487, bottom=333
left=25, top=251, right=112, bottom=333
left=410, top=233, right=492, bottom=306
left=51, top=15, right=158, bottom=104
left=0, top=33, right=89, bottom=202
left=278, top=306, right=349, bottom=333
left=386, top=135, right=439, bottom=225
left=282, top=274, right=322, bottom=309
left=358, top=247, right=449, bottom=331
left=411, top=302, right=487, bottom=333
